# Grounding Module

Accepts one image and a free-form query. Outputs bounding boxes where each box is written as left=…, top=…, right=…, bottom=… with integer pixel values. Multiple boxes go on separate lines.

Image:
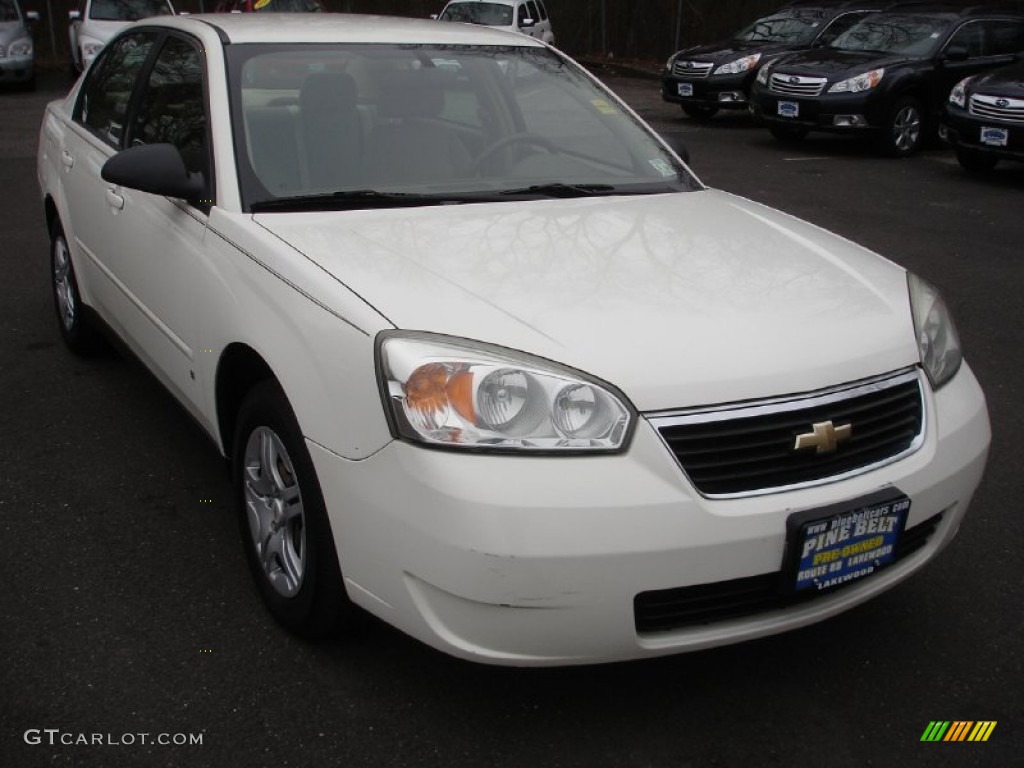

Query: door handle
left=105, top=187, right=125, bottom=211
left=61, top=150, right=74, bottom=170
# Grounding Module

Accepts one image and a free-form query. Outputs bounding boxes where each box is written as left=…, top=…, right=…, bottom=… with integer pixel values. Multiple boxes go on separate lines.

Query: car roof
left=166, top=12, right=546, bottom=46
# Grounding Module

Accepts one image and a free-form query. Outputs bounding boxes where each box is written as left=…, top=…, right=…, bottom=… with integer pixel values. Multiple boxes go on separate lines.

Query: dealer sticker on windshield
left=677, top=83, right=694, bottom=97
left=783, top=490, right=910, bottom=592
left=778, top=101, right=799, bottom=118
left=981, top=126, right=1008, bottom=147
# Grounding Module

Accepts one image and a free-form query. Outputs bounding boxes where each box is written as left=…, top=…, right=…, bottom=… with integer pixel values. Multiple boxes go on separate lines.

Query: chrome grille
left=769, top=73, right=827, bottom=96
left=672, top=60, right=713, bottom=78
left=649, top=369, right=925, bottom=498
left=969, top=93, right=1024, bottom=124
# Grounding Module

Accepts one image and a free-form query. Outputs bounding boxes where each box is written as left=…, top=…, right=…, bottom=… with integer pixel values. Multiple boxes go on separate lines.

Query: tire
left=878, top=97, right=924, bottom=157
left=682, top=104, right=719, bottom=121
left=956, top=148, right=999, bottom=174
left=769, top=123, right=809, bottom=143
left=50, top=221, right=104, bottom=355
left=233, top=380, right=351, bottom=639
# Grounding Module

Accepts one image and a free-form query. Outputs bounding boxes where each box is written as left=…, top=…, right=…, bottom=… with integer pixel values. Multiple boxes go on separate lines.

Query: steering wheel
left=473, top=132, right=562, bottom=173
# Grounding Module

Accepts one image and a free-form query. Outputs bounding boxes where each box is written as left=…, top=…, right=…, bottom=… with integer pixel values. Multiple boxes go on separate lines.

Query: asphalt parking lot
left=1, top=71, right=1022, bottom=768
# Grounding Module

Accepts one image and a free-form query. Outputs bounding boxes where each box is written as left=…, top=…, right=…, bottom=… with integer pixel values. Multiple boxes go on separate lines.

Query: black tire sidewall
left=232, top=380, right=347, bottom=638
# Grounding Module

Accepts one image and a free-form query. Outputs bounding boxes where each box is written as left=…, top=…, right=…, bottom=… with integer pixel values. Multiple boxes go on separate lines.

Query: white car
left=38, top=13, right=989, bottom=666
left=437, top=0, right=554, bottom=45
left=67, top=0, right=174, bottom=75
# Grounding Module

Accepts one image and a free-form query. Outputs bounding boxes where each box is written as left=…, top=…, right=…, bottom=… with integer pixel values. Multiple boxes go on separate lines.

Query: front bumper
left=0, top=55, right=34, bottom=83
left=750, top=85, right=888, bottom=134
left=943, top=106, right=1024, bottom=162
left=662, top=72, right=753, bottom=110
left=311, top=364, right=989, bottom=666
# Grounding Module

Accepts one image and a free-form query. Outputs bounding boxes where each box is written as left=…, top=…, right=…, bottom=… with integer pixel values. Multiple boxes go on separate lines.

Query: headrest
left=300, top=72, right=358, bottom=116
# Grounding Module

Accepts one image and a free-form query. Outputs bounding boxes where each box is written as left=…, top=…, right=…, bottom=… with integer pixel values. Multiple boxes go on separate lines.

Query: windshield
left=439, top=3, right=514, bottom=27
left=228, top=44, right=697, bottom=211
left=89, top=0, right=173, bottom=21
left=733, top=11, right=827, bottom=44
left=0, top=0, right=21, bottom=22
left=829, top=15, right=950, bottom=56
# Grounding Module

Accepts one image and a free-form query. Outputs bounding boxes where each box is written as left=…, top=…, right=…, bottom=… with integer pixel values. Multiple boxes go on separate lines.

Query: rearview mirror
left=102, top=143, right=206, bottom=202
left=944, top=44, right=969, bottom=62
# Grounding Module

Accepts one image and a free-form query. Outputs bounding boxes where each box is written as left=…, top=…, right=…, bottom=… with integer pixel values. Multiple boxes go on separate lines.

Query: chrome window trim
left=645, top=367, right=927, bottom=499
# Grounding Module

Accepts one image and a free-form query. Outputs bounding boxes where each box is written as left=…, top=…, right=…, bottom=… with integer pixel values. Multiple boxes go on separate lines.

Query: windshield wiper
left=250, top=189, right=475, bottom=213
left=498, top=183, right=619, bottom=199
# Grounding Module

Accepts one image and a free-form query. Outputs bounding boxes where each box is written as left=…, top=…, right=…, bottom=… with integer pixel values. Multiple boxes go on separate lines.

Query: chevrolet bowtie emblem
left=794, top=420, right=852, bottom=454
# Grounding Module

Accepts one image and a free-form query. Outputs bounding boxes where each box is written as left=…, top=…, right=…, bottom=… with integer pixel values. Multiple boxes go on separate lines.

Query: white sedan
left=38, top=13, right=990, bottom=665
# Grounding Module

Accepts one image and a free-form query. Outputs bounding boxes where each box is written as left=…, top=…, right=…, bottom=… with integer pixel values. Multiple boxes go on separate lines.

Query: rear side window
left=77, top=30, right=158, bottom=147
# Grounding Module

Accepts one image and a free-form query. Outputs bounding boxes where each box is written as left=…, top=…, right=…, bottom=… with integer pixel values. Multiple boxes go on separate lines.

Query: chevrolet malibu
left=37, top=13, right=990, bottom=665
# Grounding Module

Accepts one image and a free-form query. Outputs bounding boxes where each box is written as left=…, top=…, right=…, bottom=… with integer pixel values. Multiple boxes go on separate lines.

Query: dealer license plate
left=778, top=100, right=799, bottom=118
left=784, top=490, right=910, bottom=592
left=981, top=126, right=1008, bottom=147
left=677, top=83, right=694, bottom=97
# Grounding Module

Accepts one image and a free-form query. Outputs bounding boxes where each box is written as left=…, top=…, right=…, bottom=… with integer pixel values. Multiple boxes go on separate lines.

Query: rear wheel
left=682, top=104, right=719, bottom=121
left=50, top=221, right=104, bottom=355
left=769, top=123, right=809, bottom=143
left=956, top=148, right=999, bottom=173
left=234, top=380, right=351, bottom=639
left=878, top=97, right=924, bottom=157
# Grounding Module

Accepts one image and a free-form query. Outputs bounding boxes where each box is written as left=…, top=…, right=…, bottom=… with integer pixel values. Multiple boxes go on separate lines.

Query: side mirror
left=659, top=132, right=691, bottom=165
left=430, top=13, right=438, bottom=19
left=944, top=44, right=969, bottom=62
left=25, top=10, right=41, bottom=22
left=102, top=143, right=206, bottom=202
left=69, top=9, right=80, bottom=19
left=520, top=17, right=536, bottom=28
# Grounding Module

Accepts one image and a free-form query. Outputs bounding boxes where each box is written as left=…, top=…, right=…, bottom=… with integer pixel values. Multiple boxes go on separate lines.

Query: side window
left=985, top=21, right=1024, bottom=56
left=130, top=35, right=209, bottom=179
left=816, top=12, right=868, bottom=47
left=517, top=3, right=528, bottom=26
left=536, top=0, right=547, bottom=21
left=946, top=21, right=985, bottom=57
left=525, top=1, right=539, bottom=22
left=77, top=31, right=157, bottom=147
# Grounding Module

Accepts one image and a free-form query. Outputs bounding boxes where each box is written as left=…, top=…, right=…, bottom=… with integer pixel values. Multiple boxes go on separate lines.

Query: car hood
left=674, top=39, right=798, bottom=63
left=772, top=48, right=910, bottom=79
left=254, top=190, right=919, bottom=411
left=971, top=60, right=1024, bottom=98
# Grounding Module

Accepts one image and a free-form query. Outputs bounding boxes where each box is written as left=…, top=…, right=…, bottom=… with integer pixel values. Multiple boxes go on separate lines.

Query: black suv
left=662, top=0, right=881, bottom=120
left=749, top=3, right=1024, bottom=155
left=942, top=59, right=1024, bottom=170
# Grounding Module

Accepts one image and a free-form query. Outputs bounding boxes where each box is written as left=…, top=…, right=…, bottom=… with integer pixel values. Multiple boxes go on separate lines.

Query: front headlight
left=714, top=53, right=761, bottom=76
left=8, top=37, right=32, bottom=57
left=908, top=273, right=962, bottom=389
left=756, top=62, right=772, bottom=85
left=665, top=54, right=677, bottom=72
left=949, top=76, right=972, bottom=108
left=828, top=68, right=884, bottom=94
left=377, top=332, right=634, bottom=452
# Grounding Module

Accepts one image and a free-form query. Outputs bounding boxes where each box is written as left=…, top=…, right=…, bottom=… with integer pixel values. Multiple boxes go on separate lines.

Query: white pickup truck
left=67, top=0, right=174, bottom=75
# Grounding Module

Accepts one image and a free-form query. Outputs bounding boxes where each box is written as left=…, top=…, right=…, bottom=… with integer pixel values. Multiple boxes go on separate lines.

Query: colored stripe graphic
left=921, top=721, right=950, bottom=741
left=920, top=721, right=997, bottom=742
left=968, top=722, right=997, bottom=742
left=944, top=722, right=972, bottom=741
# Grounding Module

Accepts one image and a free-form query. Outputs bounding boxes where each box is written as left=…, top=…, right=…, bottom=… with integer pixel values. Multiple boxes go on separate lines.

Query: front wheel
left=234, top=380, right=351, bottom=639
left=682, top=104, right=719, bottom=121
left=956, top=148, right=999, bottom=173
left=878, top=97, right=924, bottom=157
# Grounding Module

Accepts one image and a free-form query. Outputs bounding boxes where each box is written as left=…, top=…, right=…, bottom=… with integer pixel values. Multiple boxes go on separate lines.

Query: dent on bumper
left=309, top=365, right=989, bottom=665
